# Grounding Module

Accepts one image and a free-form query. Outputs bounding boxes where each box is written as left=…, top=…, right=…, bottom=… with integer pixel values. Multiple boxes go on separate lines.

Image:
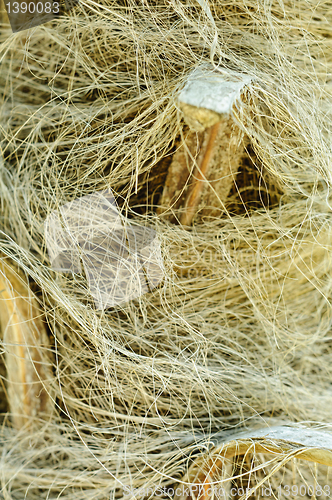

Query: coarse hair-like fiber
left=1, top=0, right=332, bottom=498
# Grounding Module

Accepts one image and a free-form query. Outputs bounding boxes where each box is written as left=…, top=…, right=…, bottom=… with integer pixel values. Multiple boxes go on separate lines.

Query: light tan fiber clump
left=1, top=0, right=332, bottom=498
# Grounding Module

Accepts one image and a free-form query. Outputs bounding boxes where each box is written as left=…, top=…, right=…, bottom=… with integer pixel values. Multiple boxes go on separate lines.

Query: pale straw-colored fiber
left=0, top=0, right=332, bottom=498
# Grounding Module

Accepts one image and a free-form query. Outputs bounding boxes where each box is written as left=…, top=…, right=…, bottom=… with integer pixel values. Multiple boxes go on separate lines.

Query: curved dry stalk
left=0, top=259, right=53, bottom=429
left=0, top=0, right=332, bottom=497
left=177, top=426, right=332, bottom=500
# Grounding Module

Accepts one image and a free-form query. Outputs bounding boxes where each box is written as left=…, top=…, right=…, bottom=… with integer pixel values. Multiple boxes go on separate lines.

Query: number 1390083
left=4, top=0, right=76, bottom=33
left=5, top=2, right=59, bottom=14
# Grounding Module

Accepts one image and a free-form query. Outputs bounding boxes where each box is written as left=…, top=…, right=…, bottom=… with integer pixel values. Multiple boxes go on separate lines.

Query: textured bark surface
left=158, top=115, right=246, bottom=225
left=0, top=259, right=52, bottom=429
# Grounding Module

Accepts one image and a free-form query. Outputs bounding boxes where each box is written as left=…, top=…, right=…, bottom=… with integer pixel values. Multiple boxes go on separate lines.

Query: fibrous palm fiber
left=1, top=0, right=332, bottom=498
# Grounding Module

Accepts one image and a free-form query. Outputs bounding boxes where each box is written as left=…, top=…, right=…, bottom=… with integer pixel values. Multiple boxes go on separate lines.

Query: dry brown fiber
left=1, top=0, right=332, bottom=498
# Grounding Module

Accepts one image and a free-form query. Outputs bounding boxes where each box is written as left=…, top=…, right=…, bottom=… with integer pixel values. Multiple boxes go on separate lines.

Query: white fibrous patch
left=179, top=66, right=252, bottom=115
left=212, top=425, right=332, bottom=452
left=44, top=190, right=164, bottom=310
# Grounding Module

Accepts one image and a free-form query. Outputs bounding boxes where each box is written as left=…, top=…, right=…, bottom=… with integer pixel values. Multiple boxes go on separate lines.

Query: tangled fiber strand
left=1, top=0, right=332, bottom=498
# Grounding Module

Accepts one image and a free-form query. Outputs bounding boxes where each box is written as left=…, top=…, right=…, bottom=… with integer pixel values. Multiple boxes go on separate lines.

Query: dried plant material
left=179, top=103, right=222, bottom=133
left=179, top=67, right=252, bottom=130
left=158, top=67, right=251, bottom=224
left=0, top=1, right=7, bottom=24
left=158, top=118, right=246, bottom=224
left=177, top=426, right=332, bottom=500
left=1, top=0, right=332, bottom=498
left=44, top=190, right=164, bottom=309
left=0, top=259, right=52, bottom=429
